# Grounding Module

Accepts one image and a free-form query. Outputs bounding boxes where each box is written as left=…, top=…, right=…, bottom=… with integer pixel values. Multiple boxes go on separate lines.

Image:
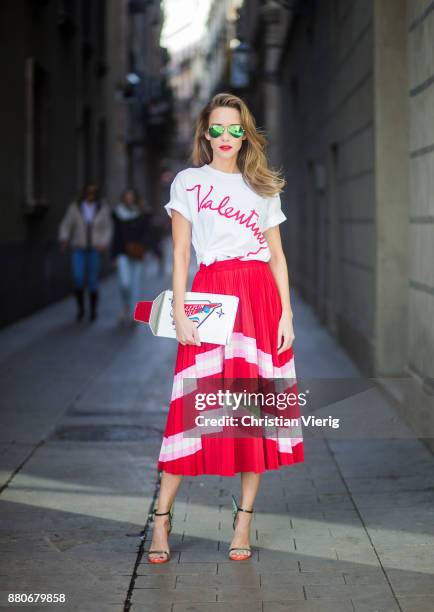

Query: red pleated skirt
left=157, top=257, right=305, bottom=476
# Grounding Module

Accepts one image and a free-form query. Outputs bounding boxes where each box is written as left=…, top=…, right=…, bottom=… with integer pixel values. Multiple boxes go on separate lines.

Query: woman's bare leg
left=148, top=472, right=183, bottom=561
left=229, top=472, right=261, bottom=558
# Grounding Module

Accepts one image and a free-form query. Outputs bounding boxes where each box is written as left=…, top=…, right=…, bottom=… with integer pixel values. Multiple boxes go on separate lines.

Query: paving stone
left=177, top=539, right=220, bottom=551
left=206, top=584, right=263, bottom=604
left=335, top=548, right=382, bottom=563
left=134, top=574, right=177, bottom=588
left=295, top=546, right=339, bottom=558
left=136, top=562, right=218, bottom=574
left=217, top=560, right=298, bottom=577
left=0, top=573, right=130, bottom=592
left=373, top=536, right=434, bottom=551
left=131, top=587, right=218, bottom=604
left=253, top=518, right=293, bottom=530
left=257, top=549, right=299, bottom=562
left=397, top=595, right=434, bottom=612
left=328, top=526, right=370, bottom=538
left=260, top=571, right=345, bottom=586
left=181, top=526, right=223, bottom=538
left=342, top=571, right=391, bottom=585
left=374, top=551, right=434, bottom=573
left=299, top=559, right=382, bottom=573
left=263, top=600, right=354, bottom=612
left=130, top=606, right=172, bottom=612
left=305, top=582, right=393, bottom=600
left=386, top=570, right=434, bottom=595
left=256, top=535, right=298, bottom=549
left=350, top=594, right=401, bottom=611
left=295, top=533, right=370, bottom=546
left=217, top=585, right=305, bottom=602
left=252, top=558, right=300, bottom=572
left=320, top=509, right=363, bottom=522
left=175, top=573, right=260, bottom=587
left=172, top=604, right=262, bottom=612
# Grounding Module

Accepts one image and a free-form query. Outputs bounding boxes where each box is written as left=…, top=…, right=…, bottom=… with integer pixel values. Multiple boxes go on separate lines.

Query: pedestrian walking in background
left=111, top=188, right=150, bottom=324
left=147, top=92, right=304, bottom=564
left=58, top=183, right=113, bottom=322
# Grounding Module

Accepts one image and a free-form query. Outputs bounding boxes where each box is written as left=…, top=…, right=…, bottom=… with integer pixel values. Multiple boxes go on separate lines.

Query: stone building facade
left=0, top=0, right=169, bottom=327
left=236, top=0, right=434, bottom=449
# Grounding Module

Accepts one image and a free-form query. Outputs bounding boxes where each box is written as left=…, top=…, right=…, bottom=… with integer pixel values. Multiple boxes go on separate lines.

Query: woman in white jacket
left=58, top=183, right=113, bottom=322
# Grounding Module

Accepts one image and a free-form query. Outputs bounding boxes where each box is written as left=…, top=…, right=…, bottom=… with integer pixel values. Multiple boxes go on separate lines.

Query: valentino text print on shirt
left=164, top=163, right=287, bottom=266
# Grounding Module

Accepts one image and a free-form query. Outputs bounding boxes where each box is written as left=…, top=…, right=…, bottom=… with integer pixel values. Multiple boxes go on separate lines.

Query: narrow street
left=0, top=240, right=433, bottom=611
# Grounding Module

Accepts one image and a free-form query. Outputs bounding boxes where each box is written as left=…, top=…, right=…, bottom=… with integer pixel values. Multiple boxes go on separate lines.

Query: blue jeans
left=71, top=248, right=101, bottom=291
left=117, top=254, right=144, bottom=314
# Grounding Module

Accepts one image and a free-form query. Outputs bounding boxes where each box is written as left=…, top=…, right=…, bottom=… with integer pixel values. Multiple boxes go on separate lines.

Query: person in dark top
left=111, top=188, right=151, bottom=323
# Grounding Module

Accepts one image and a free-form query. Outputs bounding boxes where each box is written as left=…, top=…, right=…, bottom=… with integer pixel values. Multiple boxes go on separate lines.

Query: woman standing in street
left=111, top=188, right=151, bottom=323
left=58, top=183, right=112, bottom=322
left=147, top=93, right=304, bottom=563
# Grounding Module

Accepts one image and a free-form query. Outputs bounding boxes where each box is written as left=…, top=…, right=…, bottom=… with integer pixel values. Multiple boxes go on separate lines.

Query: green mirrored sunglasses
left=208, top=124, right=245, bottom=139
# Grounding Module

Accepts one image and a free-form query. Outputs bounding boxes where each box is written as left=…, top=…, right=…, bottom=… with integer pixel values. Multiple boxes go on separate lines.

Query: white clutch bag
left=134, top=290, right=239, bottom=346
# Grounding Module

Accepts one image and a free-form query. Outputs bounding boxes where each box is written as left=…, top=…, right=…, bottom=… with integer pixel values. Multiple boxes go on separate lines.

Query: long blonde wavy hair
left=190, top=92, right=286, bottom=198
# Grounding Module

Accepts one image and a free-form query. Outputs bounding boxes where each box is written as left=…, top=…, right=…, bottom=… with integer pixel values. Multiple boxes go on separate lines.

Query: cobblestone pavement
left=1, top=242, right=433, bottom=611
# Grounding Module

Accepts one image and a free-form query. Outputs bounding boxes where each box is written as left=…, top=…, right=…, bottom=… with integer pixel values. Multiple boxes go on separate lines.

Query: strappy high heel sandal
left=147, top=502, right=174, bottom=564
left=229, top=494, right=254, bottom=561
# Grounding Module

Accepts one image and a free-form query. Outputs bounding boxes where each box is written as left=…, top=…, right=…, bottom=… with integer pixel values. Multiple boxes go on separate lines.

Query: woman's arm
left=264, top=225, right=295, bottom=354
left=170, top=210, right=201, bottom=346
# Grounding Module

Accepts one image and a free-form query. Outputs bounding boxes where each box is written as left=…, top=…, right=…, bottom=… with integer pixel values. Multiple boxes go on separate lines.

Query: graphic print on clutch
left=134, top=290, right=239, bottom=345
left=171, top=299, right=224, bottom=328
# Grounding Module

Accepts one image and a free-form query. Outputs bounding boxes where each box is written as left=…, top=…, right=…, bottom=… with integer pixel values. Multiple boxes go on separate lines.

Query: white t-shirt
left=164, top=164, right=287, bottom=266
